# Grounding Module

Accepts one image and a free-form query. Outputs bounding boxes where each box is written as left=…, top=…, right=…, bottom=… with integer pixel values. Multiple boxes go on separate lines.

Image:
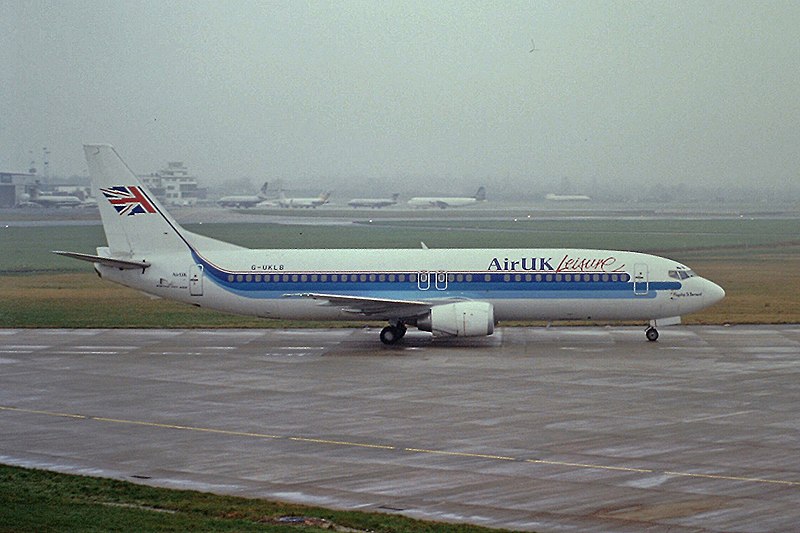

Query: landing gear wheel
left=396, top=324, right=407, bottom=339
left=380, top=326, right=401, bottom=345
left=645, top=327, right=659, bottom=342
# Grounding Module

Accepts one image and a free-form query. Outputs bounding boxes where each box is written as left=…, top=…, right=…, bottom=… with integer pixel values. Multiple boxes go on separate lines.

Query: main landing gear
left=645, top=326, right=659, bottom=342
left=380, top=323, right=407, bottom=345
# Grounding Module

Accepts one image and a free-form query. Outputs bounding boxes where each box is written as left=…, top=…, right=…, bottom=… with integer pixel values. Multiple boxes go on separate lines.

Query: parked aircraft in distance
left=278, top=190, right=331, bottom=208
left=408, top=186, right=486, bottom=209
left=55, top=145, right=725, bottom=345
left=545, top=193, right=592, bottom=202
left=218, top=182, right=269, bottom=208
left=348, top=193, right=400, bottom=208
left=21, top=186, right=85, bottom=208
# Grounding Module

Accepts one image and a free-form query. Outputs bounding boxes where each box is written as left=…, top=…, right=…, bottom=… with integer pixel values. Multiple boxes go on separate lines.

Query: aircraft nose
left=705, top=280, right=726, bottom=306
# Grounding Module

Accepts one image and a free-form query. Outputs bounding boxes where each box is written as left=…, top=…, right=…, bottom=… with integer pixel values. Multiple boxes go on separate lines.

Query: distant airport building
left=140, top=161, right=206, bottom=206
left=0, top=171, right=39, bottom=207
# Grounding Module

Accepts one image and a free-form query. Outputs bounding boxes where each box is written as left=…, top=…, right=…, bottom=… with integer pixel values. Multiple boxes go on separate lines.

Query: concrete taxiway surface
left=1, top=326, right=799, bottom=532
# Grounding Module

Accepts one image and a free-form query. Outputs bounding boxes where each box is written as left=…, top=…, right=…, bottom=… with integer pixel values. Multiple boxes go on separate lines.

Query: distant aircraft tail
left=258, top=181, right=269, bottom=198
left=474, top=186, right=486, bottom=201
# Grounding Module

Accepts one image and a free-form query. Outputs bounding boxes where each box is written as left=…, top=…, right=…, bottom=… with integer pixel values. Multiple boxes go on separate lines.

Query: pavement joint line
left=4, top=404, right=799, bottom=488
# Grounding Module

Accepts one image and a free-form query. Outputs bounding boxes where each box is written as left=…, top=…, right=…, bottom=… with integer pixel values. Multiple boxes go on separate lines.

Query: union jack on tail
left=100, top=186, right=156, bottom=216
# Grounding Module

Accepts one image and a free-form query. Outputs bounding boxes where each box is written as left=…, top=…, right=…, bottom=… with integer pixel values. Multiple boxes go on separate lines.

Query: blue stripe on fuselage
left=188, top=251, right=680, bottom=300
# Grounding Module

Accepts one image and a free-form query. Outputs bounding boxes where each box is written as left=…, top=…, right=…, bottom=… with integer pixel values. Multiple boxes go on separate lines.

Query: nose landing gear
left=645, top=326, right=659, bottom=342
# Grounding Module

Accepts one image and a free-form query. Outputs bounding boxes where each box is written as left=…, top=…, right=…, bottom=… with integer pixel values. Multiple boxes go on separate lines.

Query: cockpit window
left=668, top=269, right=696, bottom=280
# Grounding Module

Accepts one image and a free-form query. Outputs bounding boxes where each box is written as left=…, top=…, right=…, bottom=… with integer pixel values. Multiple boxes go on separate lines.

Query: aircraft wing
left=283, top=292, right=433, bottom=318
left=53, top=250, right=151, bottom=270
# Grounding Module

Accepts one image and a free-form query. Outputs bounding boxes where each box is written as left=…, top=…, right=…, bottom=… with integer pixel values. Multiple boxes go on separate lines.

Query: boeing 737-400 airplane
left=55, top=145, right=725, bottom=345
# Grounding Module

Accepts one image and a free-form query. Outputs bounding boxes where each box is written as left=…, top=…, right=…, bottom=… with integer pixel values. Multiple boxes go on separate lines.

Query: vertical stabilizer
left=85, top=144, right=190, bottom=257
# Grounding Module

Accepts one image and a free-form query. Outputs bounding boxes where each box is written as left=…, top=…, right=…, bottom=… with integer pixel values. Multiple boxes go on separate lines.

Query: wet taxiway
left=1, top=326, right=799, bottom=532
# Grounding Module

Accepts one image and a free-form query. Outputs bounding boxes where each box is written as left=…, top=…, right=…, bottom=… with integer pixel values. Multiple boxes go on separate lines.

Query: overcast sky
left=2, top=0, right=799, bottom=193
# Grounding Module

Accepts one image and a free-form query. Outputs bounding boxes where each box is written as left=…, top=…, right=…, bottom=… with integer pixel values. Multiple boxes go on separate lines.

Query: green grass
left=3, top=218, right=800, bottom=274
left=0, top=464, right=502, bottom=532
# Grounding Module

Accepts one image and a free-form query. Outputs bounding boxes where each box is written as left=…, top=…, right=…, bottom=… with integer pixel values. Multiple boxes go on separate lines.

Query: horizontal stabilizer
left=52, top=250, right=151, bottom=270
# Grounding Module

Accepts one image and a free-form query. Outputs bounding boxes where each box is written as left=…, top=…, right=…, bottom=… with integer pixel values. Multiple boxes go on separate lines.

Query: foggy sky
left=3, top=0, right=800, bottom=194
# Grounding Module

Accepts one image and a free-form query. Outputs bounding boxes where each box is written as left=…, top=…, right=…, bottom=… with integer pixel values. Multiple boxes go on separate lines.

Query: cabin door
left=633, top=263, right=649, bottom=295
left=417, top=271, right=430, bottom=291
left=190, top=264, right=204, bottom=296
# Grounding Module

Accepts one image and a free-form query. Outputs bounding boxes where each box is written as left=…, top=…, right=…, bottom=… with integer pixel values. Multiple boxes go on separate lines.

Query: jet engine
left=417, top=301, right=495, bottom=337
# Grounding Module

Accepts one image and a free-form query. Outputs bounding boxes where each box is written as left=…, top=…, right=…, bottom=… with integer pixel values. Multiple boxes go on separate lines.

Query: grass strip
left=0, top=464, right=505, bottom=532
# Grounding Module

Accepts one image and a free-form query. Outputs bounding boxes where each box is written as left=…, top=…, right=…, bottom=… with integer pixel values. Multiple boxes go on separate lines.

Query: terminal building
left=140, top=161, right=206, bottom=206
left=2, top=160, right=205, bottom=208
left=0, top=171, right=39, bottom=207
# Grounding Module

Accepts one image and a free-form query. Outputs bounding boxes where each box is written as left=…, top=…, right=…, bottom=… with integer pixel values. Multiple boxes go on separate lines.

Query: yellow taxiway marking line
left=526, top=459, right=653, bottom=473
left=404, top=448, right=516, bottom=461
left=664, top=471, right=800, bottom=487
left=3, top=404, right=799, bottom=488
left=289, top=437, right=396, bottom=450
left=0, top=405, right=87, bottom=420
left=91, top=417, right=283, bottom=440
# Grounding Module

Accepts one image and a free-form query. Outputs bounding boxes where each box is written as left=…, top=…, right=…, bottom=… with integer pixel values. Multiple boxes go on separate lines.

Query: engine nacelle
left=417, top=301, right=495, bottom=337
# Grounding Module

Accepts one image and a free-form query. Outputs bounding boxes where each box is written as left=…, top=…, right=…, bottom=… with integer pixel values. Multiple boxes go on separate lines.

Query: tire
left=380, top=326, right=399, bottom=345
left=646, top=327, right=659, bottom=342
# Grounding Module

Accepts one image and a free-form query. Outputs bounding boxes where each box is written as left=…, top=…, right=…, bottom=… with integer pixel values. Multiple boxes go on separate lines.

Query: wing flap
left=283, top=292, right=432, bottom=318
left=53, top=250, right=151, bottom=270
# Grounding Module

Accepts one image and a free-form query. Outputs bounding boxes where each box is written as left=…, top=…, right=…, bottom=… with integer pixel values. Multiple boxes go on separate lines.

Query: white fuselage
left=97, top=246, right=723, bottom=323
